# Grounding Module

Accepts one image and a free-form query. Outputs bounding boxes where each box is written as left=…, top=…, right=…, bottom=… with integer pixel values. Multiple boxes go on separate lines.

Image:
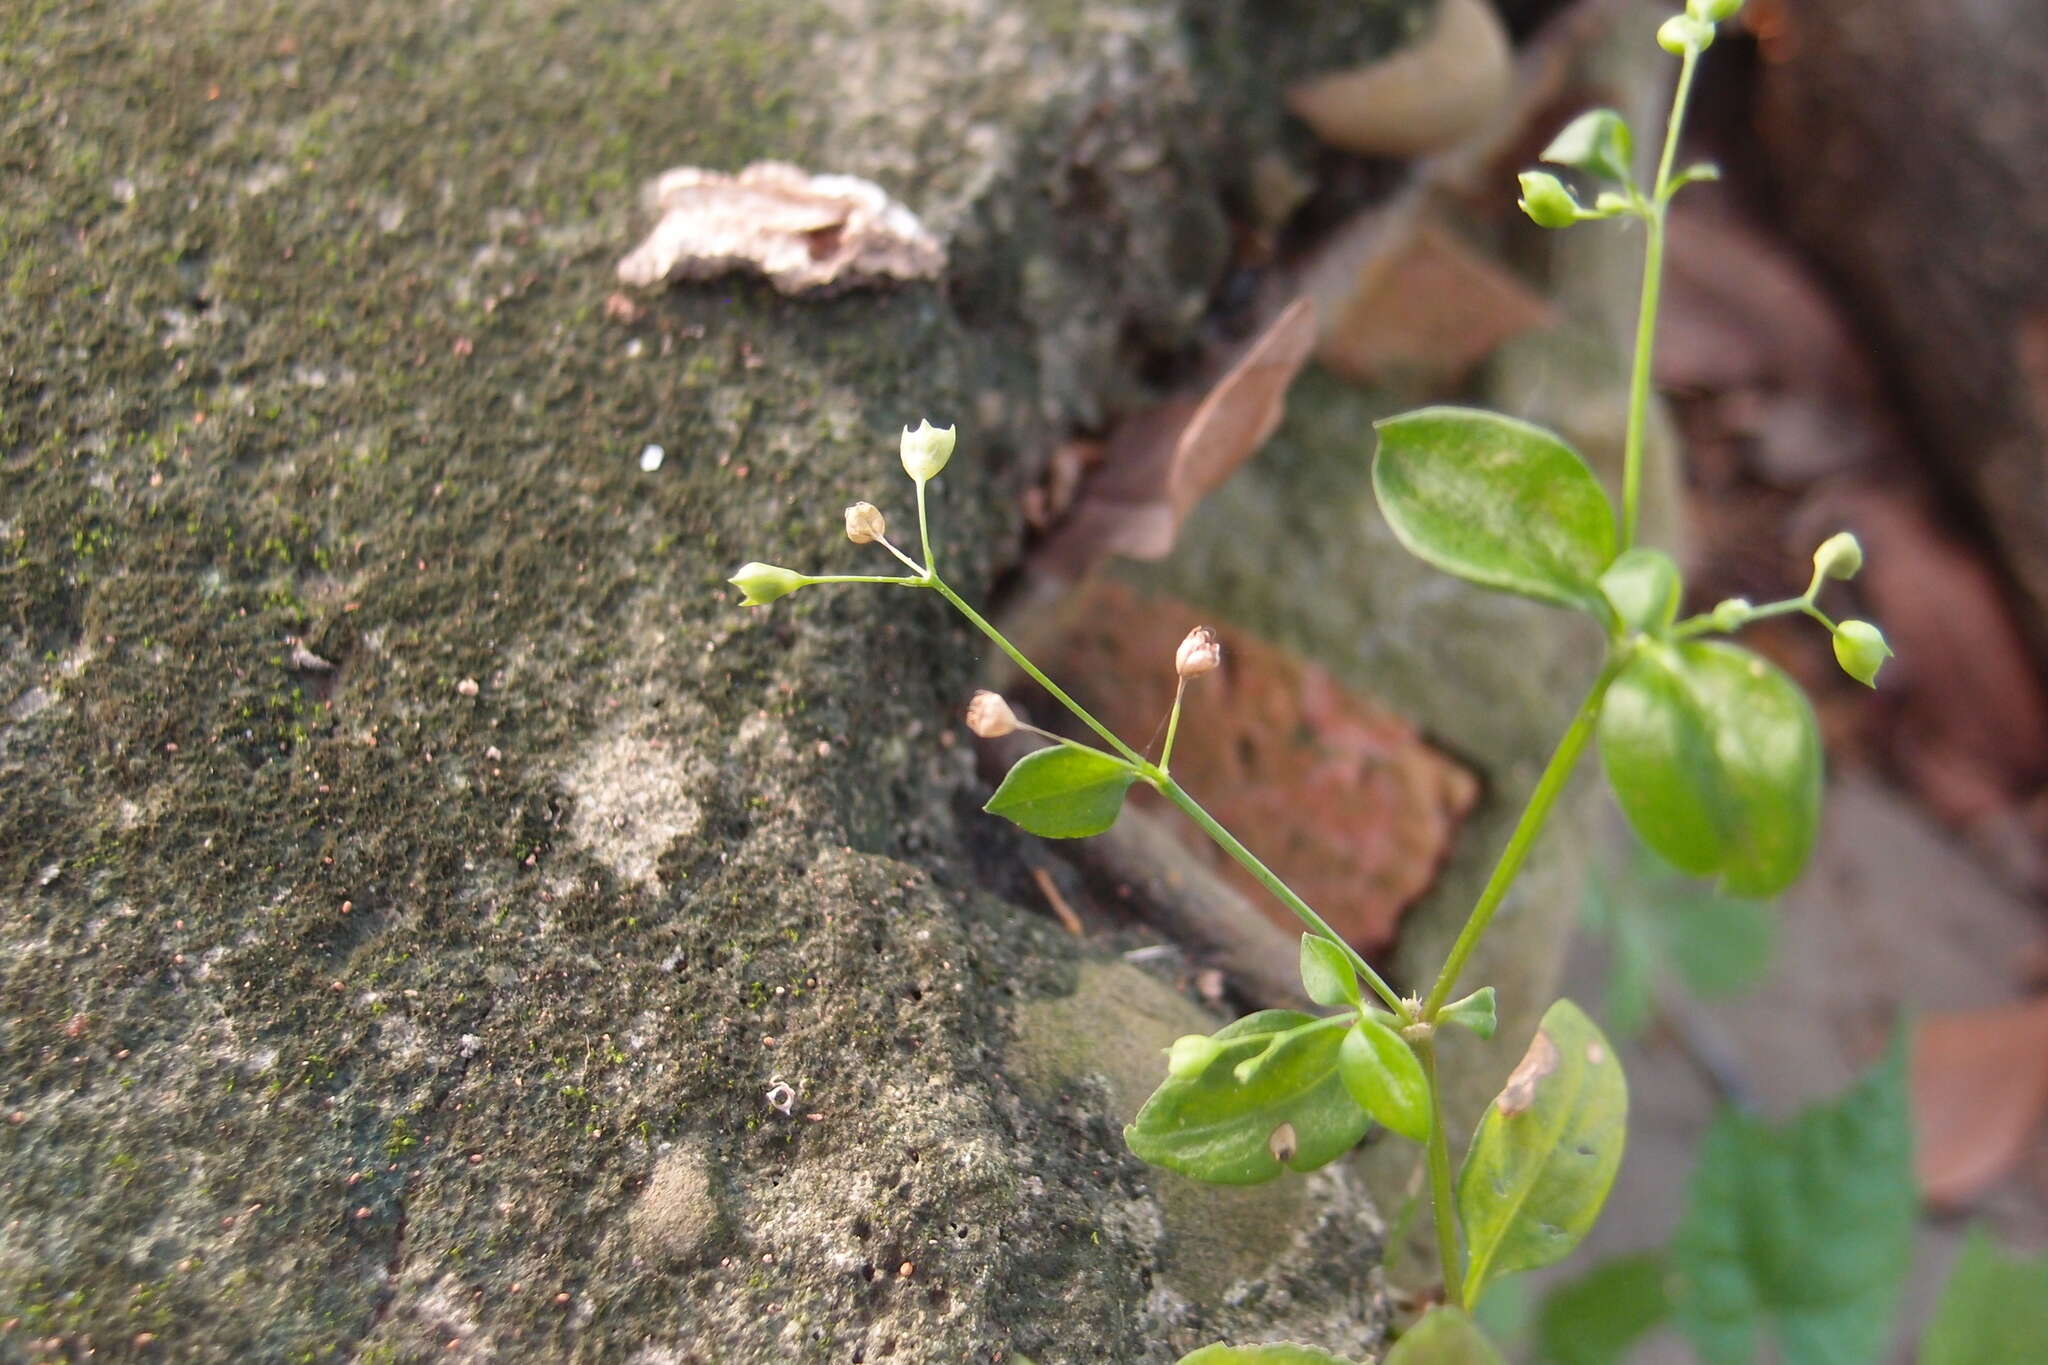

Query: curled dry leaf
left=1032, top=298, right=1318, bottom=578
left=1285, top=0, right=1512, bottom=157
left=617, top=162, right=944, bottom=295
left=1911, top=996, right=2048, bottom=1207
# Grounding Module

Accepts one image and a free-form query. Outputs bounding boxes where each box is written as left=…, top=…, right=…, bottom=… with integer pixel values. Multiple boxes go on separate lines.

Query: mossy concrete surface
left=0, top=0, right=1418, bottom=1360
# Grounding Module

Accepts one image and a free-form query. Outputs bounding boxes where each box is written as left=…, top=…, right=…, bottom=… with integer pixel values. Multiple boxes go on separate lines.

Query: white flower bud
left=844, top=501, right=887, bottom=545
left=1812, top=531, right=1864, bottom=581
left=1175, top=626, right=1223, bottom=679
left=899, top=419, right=956, bottom=483
left=728, top=562, right=808, bottom=607
left=964, top=690, right=1019, bottom=738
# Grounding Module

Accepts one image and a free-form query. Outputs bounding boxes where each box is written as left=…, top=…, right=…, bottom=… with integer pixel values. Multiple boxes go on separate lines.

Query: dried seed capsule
left=965, top=690, right=1019, bottom=738
left=844, top=501, right=887, bottom=545
left=1175, top=626, right=1223, bottom=679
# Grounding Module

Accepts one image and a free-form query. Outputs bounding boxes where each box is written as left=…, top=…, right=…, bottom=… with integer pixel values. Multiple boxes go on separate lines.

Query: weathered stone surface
left=0, top=0, right=1431, bottom=1360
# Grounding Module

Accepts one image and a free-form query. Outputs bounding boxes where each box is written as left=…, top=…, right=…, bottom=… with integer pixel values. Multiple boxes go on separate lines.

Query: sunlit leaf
left=1535, top=1252, right=1671, bottom=1365
left=983, top=744, right=1137, bottom=839
left=1126, top=1011, right=1368, bottom=1185
left=1669, top=1033, right=1914, bottom=1365
left=1300, top=933, right=1361, bottom=1007
left=1384, top=1307, right=1505, bottom=1365
left=1541, top=109, right=1635, bottom=185
left=1337, top=1013, right=1431, bottom=1142
left=1581, top=851, right=1777, bottom=1040
left=1458, top=999, right=1628, bottom=1304
left=1597, top=641, right=1821, bottom=897
left=1598, top=547, right=1680, bottom=634
left=1372, top=407, right=1618, bottom=615
left=1919, top=1228, right=2048, bottom=1365
left=1176, top=1345, right=1358, bottom=1365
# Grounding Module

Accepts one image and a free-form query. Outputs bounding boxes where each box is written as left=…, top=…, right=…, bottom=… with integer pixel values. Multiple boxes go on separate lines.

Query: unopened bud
left=728, top=562, right=808, bottom=607
left=1812, top=531, right=1863, bottom=581
left=1711, top=597, right=1754, bottom=632
left=1175, top=626, right=1223, bottom=679
left=1658, top=13, right=1714, bottom=54
left=844, top=501, right=887, bottom=545
left=899, top=419, right=956, bottom=483
left=1687, top=0, right=1742, bottom=22
left=965, top=690, right=1019, bottom=738
left=1832, top=620, right=1892, bottom=688
left=1517, top=171, right=1584, bottom=229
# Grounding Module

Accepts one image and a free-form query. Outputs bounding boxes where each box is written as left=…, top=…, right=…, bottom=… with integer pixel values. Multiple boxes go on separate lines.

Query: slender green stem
left=1422, top=662, right=1620, bottom=1018
left=916, top=479, right=936, bottom=577
left=1619, top=45, right=1701, bottom=549
left=1159, top=680, right=1187, bottom=773
left=926, top=571, right=1396, bottom=1013
left=1418, top=1036, right=1465, bottom=1308
left=806, top=573, right=925, bottom=588
left=875, top=535, right=928, bottom=577
left=929, top=576, right=1147, bottom=767
left=1158, top=777, right=1407, bottom=1016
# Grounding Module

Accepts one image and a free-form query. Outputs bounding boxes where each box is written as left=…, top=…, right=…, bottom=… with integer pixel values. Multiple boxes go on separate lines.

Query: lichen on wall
left=0, top=0, right=1424, bottom=1359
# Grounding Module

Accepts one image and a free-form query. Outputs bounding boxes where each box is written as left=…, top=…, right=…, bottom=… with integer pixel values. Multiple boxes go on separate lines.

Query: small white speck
left=639, top=444, right=665, bottom=472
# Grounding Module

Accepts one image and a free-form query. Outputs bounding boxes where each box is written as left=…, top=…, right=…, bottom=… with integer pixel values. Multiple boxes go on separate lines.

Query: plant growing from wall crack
left=728, top=0, right=1893, bottom=1357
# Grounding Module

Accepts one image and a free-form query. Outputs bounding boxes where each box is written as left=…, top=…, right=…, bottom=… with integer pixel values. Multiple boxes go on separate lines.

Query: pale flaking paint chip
left=617, top=161, right=944, bottom=295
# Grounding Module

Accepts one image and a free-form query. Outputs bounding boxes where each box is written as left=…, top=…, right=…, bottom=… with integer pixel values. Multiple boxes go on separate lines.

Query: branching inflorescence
left=729, top=1, right=1889, bottom=1358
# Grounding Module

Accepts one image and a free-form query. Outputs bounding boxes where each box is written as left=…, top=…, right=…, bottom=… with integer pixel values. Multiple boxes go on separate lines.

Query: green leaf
left=1598, top=548, right=1681, bottom=634
left=1535, top=1252, right=1672, bottom=1365
left=1581, top=851, right=1777, bottom=1040
left=1372, top=407, right=1618, bottom=614
left=1299, top=934, right=1361, bottom=1007
left=1541, top=109, right=1635, bottom=185
left=1126, top=1011, right=1369, bottom=1185
left=1920, top=1228, right=2048, bottom=1365
left=982, top=744, right=1137, bottom=839
left=1597, top=641, right=1822, bottom=897
left=1384, top=1307, right=1506, bottom=1365
left=1457, top=999, right=1628, bottom=1304
left=1337, top=1014, right=1431, bottom=1142
left=1669, top=1033, right=1915, bottom=1365
left=1176, top=1346, right=1359, bottom=1365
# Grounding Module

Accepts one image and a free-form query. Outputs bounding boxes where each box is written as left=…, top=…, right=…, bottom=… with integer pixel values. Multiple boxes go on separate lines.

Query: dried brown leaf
left=1318, top=222, right=1553, bottom=390
left=1285, top=0, right=1512, bottom=157
left=1032, top=299, right=1316, bottom=576
left=617, top=162, right=943, bottom=295
left=1912, top=997, right=2048, bottom=1206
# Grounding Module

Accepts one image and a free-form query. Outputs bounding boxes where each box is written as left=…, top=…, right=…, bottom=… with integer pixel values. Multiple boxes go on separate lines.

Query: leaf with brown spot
left=1494, top=1028, right=1560, bottom=1117
left=1458, top=999, right=1627, bottom=1305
